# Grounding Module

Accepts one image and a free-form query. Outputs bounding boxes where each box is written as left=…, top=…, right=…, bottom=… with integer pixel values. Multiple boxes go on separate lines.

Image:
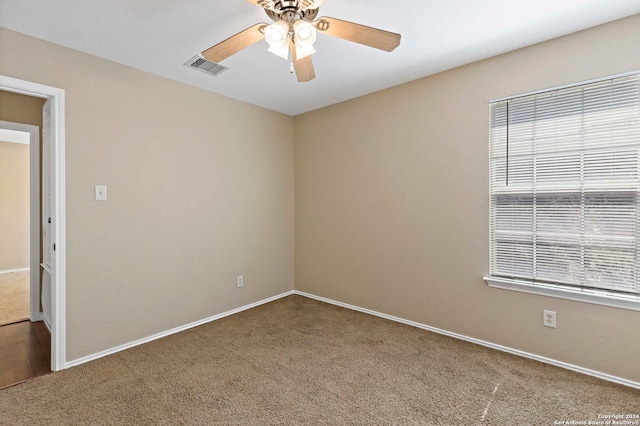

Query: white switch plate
left=95, top=185, right=107, bottom=201
left=236, top=275, right=244, bottom=287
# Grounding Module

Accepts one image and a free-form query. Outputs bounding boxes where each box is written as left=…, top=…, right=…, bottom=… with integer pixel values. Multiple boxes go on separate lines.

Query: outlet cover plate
left=543, top=310, right=557, bottom=328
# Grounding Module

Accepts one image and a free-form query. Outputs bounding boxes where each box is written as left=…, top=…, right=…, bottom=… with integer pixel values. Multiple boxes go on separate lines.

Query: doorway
left=0, top=123, right=40, bottom=328
left=0, top=75, right=66, bottom=373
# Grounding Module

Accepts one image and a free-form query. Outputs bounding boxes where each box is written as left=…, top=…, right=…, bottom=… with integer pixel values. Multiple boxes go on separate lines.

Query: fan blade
left=202, top=23, right=267, bottom=63
left=246, top=0, right=322, bottom=12
left=299, top=0, right=326, bottom=11
left=291, top=43, right=315, bottom=83
left=314, top=17, right=401, bottom=52
left=245, top=0, right=277, bottom=12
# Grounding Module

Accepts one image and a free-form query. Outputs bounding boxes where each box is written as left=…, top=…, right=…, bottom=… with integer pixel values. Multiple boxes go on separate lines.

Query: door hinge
left=53, top=243, right=56, bottom=251
left=48, top=217, right=51, bottom=224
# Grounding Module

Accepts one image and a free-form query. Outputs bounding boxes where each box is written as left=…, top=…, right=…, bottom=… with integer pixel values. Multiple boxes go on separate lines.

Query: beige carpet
left=0, top=271, right=30, bottom=326
left=0, top=295, right=638, bottom=425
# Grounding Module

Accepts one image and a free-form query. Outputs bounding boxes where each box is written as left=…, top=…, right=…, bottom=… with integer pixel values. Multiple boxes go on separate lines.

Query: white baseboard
left=62, top=288, right=640, bottom=390
left=65, top=290, right=295, bottom=369
left=293, top=290, right=640, bottom=390
left=0, top=267, right=30, bottom=275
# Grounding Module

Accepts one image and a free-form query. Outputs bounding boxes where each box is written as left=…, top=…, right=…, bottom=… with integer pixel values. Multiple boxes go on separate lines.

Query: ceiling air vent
left=184, top=55, right=228, bottom=77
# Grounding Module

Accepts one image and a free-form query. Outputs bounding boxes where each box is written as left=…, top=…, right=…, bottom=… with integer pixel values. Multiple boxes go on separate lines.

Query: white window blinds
left=489, top=73, right=640, bottom=295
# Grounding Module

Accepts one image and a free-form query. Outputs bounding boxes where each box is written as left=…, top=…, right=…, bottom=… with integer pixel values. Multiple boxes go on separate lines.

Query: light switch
left=95, top=185, right=107, bottom=201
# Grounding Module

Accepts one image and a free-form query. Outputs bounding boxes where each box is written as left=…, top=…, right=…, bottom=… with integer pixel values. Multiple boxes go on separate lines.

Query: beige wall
left=1, top=14, right=638, bottom=382
left=0, top=28, right=294, bottom=361
left=0, top=90, right=45, bottom=271
left=0, top=90, right=46, bottom=308
left=294, top=15, right=640, bottom=382
left=0, top=90, right=45, bottom=272
left=0, top=90, right=45, bottom=127
left=0, top=141, right=30, bottom=270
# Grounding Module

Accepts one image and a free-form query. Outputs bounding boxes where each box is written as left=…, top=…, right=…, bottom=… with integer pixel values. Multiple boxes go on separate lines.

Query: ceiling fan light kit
left=265, top=20, right=291, bottom=59
left=201, top=0, right=401, bottom=82
left=292, top=20, right=317, bottom=59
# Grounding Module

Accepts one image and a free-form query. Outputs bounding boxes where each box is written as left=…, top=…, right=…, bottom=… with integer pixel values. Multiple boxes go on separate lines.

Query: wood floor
left=0, top=320, right=51, bottom=389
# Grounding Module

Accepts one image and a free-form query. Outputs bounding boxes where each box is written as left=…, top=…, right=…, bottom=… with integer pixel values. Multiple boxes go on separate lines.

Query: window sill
left=483, top=276, right=640, bottom=312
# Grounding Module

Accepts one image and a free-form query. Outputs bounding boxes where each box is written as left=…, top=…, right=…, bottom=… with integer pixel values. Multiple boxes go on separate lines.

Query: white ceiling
left=1, top=0, right=639, bottom=116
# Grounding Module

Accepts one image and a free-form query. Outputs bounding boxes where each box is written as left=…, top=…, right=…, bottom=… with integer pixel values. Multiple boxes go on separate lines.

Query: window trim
left=487, top=70, right=640, bottom=311
left=484, top=276, right=640, bottom=311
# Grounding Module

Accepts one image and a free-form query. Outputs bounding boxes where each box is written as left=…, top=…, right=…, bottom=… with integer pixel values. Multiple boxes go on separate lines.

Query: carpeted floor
left=0, top=295, right=638, bottom=425
left=0, top=271, right=30, bottom=326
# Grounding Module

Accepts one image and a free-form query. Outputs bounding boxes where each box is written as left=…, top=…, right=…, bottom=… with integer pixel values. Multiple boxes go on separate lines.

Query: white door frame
left=0, top=75, right=66, bottom=372
left=0, top=120, right=41, bottom=323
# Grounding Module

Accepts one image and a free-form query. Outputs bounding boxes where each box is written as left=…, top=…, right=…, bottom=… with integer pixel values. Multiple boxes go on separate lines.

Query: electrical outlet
left=236, top=275, right=244, bottom=288
left=543, top=310, right=556, bottom=328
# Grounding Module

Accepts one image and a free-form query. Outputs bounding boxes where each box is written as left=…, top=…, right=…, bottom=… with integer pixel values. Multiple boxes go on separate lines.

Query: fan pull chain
left=289, top=62, right=294, bottom=74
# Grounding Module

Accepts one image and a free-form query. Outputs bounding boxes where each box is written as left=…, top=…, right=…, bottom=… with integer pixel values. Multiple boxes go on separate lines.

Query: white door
left=41, top=99, right=52, bottom=330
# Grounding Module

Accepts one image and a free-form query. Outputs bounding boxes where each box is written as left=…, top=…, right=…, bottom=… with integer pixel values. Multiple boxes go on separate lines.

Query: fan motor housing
left=265, top=1, right=319, bottom=23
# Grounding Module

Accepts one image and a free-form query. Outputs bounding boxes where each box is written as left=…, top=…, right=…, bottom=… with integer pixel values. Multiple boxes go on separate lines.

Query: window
left=485, top=72, right=640, bottom=310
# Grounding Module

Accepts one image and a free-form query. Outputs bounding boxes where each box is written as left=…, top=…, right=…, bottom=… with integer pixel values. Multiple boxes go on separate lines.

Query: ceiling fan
left=201, top=0, right=401, bottom=82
